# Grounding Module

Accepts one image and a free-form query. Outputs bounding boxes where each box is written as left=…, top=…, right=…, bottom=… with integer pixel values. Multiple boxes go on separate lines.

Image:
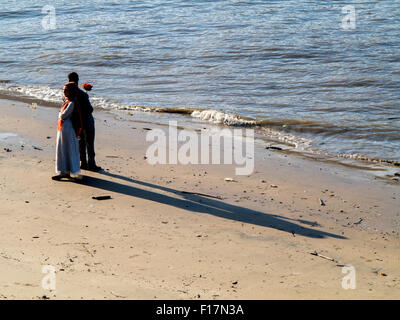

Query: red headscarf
left=58, top=82, right=83, bottom=137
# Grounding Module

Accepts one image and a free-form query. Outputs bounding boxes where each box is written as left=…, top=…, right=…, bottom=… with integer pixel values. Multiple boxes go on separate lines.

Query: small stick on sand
left=310, top=251, right=337, bottom=263
left=110, top=291, right=126, bottom=298
left=54, top=242, right=89, bottom=246
left=92, top=196, right=112, bottom=200
left=82, top=244, right=94, bottom=257
left=181, top=191, right=222, bottom=200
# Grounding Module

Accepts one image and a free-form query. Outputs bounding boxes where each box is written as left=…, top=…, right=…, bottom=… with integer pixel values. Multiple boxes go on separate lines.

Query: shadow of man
left=74, top=171, right=346, bottom=240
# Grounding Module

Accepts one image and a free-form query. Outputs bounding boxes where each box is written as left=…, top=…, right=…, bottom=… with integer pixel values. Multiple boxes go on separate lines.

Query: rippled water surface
left=0, top=0, right=399, bottom=160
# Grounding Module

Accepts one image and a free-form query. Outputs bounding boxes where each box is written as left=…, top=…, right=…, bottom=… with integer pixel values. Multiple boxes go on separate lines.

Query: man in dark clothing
left=67, top=72, right=102, bottom=172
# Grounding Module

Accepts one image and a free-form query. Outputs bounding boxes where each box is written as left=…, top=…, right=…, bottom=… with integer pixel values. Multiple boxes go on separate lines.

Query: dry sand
left=0, top=98, right=399, bottom=299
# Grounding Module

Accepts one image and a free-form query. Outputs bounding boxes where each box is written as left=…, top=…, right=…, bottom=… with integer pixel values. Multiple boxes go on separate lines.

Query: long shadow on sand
left=73, top=171, right=346, bottom=240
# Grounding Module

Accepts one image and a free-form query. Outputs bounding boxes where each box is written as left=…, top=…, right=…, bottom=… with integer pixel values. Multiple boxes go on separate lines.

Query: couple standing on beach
left=52, top=72, right=101, bottom=181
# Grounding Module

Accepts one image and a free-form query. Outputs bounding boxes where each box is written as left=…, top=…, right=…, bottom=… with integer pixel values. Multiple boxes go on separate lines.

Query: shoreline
left=0, top=98, right=399, bottom=299
left=1, top=86, right=399, bottom=170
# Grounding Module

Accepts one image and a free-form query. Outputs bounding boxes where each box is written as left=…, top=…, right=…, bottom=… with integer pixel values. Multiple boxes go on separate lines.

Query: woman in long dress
left=52, top=82, right=82, bottom=180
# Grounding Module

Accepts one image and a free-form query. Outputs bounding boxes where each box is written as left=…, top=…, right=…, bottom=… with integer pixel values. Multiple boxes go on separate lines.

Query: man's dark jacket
left=76, top=88, right=93, bottom=123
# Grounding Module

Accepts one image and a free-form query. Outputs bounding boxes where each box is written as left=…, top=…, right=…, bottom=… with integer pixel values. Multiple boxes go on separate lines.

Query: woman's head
left=63, top=82, right=78, bottom=100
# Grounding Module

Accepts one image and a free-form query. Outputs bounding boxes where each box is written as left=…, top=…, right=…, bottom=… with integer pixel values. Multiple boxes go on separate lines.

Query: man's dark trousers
left=79, top=114, right=96, bottom=167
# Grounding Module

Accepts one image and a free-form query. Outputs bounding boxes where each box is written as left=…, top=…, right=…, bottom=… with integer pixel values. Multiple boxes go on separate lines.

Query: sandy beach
left=0, top=98, right=399, bottom=300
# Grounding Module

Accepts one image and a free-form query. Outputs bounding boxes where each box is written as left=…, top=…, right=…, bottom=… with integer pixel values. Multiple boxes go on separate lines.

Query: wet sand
left=0, top=99, right=399, bottom=299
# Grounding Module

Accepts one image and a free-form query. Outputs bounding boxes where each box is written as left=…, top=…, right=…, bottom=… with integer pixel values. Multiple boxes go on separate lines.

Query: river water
left=0, top=0, right=399, bottom=162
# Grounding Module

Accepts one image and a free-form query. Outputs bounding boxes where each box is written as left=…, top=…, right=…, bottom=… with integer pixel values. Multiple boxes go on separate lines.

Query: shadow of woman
left=74, top=171, right=346, bottom=240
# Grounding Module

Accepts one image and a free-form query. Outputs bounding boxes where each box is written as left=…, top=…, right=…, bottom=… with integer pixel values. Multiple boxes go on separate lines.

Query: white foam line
left=191, top=109, right=256, bottom=126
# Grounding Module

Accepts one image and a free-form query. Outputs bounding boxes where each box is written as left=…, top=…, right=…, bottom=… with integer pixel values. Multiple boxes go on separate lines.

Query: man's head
left=68, top=72, right=79, bottom=84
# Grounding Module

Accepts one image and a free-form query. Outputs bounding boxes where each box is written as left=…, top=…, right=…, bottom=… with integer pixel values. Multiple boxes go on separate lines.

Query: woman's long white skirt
left=55, top=119, right=81, bottom=175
